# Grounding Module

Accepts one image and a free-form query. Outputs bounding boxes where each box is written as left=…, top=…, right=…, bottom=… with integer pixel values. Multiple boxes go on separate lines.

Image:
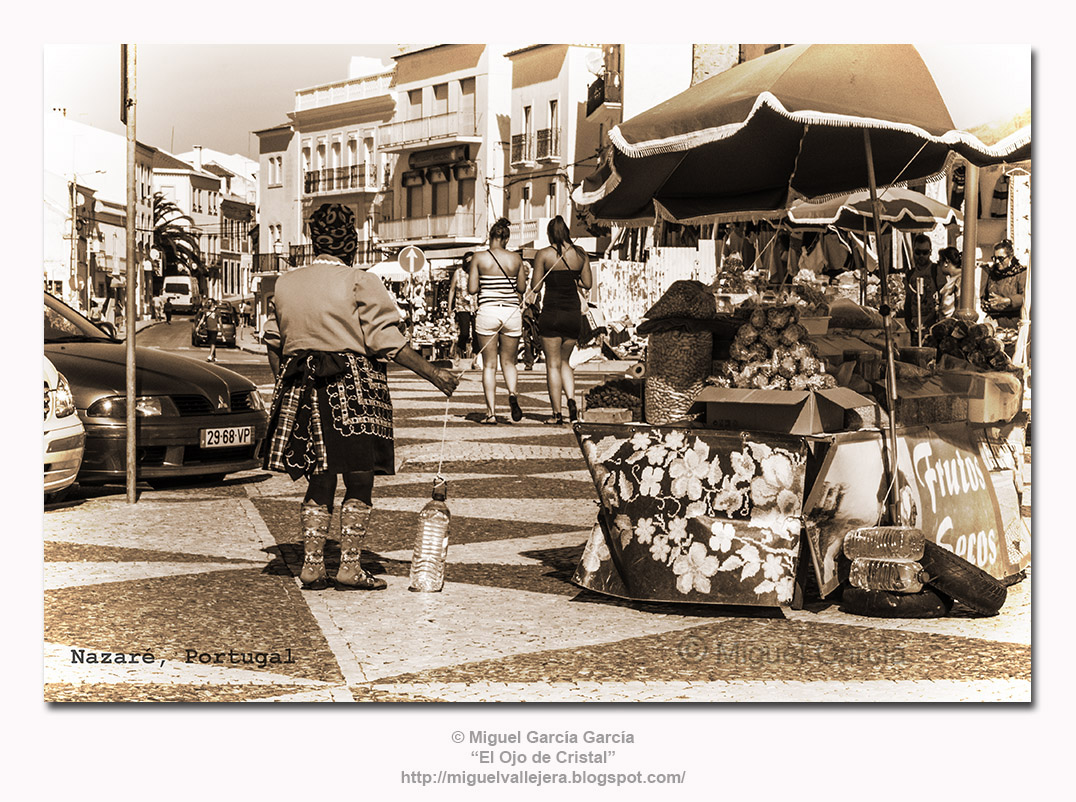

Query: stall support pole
left=957, top=162, right=981, bottom=324
left=864, top=131, right=902, bottom=525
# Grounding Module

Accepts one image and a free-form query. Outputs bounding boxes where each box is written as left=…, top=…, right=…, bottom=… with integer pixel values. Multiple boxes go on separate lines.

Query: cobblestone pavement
left=43, top=363, right=1032, bottom=702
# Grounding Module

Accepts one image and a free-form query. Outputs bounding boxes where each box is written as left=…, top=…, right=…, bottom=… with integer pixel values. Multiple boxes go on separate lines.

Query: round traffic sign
left=398, top=245, right=427, bottom=274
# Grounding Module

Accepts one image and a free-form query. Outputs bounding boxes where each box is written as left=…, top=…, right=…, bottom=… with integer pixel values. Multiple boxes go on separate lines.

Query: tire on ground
left=841, top=586, right=954, bottom=618
left=919, top=540, right=1007, bottom=616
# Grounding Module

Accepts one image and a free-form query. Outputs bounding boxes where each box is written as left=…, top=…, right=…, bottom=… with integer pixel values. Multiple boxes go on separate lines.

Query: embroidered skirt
left=264, top=350, right=394, bottom=480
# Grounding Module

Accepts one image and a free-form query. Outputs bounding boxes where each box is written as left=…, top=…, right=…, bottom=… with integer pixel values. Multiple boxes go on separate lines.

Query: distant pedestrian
left=262, top=297, right=282, bottom=378
left=163, top=298, right=173, bottom=324
left=205, top=307, right=220, bottom=362
left=240, top=299, right=253, bottom=328
left=447, top=253, right=477, bottom=360
left=469, top=217, right=526, bottom=424
left=530, top=215, right=592, bottom=424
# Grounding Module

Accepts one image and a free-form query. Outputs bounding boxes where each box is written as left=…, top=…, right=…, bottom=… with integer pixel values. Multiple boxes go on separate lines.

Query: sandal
left=544, top=413, right=564, bottom=425
left=480, top=414, right=498, bottom=425
left=566, top=399, right=578, bottom=422
left=508, top=395, right=523, bottom=422
left=334, top=571, right=388, bottom=591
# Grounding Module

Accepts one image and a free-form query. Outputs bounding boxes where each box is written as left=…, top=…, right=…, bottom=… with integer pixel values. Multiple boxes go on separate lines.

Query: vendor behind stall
left=903, top=233, right=942, bottom=342
left=981, top=239, right=1027, bottom=333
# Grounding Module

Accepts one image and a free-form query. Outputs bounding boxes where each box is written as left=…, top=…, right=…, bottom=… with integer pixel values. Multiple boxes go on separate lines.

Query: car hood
left=44, top=341, right=256, bottom=409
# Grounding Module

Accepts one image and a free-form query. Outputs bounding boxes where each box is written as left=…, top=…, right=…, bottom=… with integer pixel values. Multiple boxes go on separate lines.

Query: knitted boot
left=298, top=501, right=331, bottom=589
left=336, top=499, right=386, bottom=591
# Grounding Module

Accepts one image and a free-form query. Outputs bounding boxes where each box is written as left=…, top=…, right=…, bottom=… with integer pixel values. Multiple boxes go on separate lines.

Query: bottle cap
left=432, top=477, right=447, bottom=500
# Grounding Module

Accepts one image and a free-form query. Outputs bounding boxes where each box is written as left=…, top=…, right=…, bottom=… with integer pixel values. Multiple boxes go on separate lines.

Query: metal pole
left=864, top=130, right=902, bottom=525
left=956, top=161, right=980, bottom=323
left=125, top=45, right=138, bottom=504
left=70, top=179, right=80, bottom=312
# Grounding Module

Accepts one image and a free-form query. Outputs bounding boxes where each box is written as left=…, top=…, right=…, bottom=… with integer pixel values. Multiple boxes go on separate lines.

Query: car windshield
left=44, top=294, right=113, bottom=342
left=164, top=282, right=191, bottom=294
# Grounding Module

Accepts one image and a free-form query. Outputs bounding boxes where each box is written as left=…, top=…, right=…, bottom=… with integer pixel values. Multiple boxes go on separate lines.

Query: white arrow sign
left=398, top=245, right=427, bottom=274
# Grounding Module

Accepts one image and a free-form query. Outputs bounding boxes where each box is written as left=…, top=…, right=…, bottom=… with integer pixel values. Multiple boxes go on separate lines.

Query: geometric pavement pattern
left=44, top=365, right=1031, bottom=702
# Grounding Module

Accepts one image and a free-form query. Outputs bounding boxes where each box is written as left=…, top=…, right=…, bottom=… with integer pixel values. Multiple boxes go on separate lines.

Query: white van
left=161, top=275, right=200, bottom=314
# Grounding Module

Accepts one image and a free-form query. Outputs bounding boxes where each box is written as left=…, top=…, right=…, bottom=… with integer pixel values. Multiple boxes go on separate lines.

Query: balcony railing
left=377, top=210, right=478, bottom=242
left=287, top=240, right=377, bottom=265
left=295, top=73, right=393, bottom=113
left=253, top=254, right=289, bottom=274
left=586, top=73, right=622, bottom=117
left=220, top=236, right=250, bottom=254
left=509, top=219, right=539, bottom=247
left=511, top=134, right=534, bottom=165
left=535, top=128, right=560, bottom=161
left=380, top=110, right=478, bottom=149
left=303, top=164, right=379, bottom=195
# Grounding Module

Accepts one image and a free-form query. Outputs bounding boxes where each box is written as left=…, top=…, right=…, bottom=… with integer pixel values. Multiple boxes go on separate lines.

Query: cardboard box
left=967, top=372, right=1024, bottom=424
left=696, top=386, right=877, bottom=435
left=582, top=407, right=633, bottom=424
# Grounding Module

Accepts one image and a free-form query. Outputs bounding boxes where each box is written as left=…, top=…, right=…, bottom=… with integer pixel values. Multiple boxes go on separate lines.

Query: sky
left=41, top=43, right=1034, bottom=165
left=43, top=44, right=401, bottom=160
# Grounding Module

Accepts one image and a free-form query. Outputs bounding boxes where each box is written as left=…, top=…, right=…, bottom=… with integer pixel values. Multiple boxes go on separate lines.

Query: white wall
left=622, top=44, right=694, bottom=121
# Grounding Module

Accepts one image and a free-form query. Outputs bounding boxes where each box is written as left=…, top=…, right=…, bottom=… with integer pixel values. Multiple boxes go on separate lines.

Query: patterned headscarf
left=308, top=203, right=358, bottom=265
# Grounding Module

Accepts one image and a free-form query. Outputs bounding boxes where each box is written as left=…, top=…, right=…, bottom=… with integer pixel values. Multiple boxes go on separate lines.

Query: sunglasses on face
left=914, top=250, right=931, bottom=256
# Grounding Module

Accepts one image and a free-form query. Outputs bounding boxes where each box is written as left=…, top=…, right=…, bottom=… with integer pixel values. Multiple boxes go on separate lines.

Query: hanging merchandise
left=991, top=172, right=1010, bottom=218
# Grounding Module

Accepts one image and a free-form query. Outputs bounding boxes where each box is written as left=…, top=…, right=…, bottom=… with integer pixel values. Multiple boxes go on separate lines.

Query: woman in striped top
left=468, top=217, right=527, bottom=424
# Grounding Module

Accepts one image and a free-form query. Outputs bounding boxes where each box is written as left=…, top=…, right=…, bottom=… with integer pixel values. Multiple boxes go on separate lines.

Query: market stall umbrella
left=572, top=43, right=1032, bottom=526
left=785, top=187, right=963, bottom=232
left=368, top=261, right=410, bottom=282
left=573, top=44, right=1030, bottom=225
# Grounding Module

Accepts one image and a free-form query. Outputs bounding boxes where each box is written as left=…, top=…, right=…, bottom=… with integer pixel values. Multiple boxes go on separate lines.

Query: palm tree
left=152, top=192, right=205, bottom=295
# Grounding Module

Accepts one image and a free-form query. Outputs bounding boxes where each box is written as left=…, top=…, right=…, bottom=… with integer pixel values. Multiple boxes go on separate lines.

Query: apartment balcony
left=220, top=236, right=251, bottom=254
left=535, top=128, right=561, bottom=162
left=586, top=72, right=622, bottom=118
left=377, top=210, right=479, bottom=244
left=303, top=164, right=379, bottom=195
left=379, top=111, right=481, bottom=152
left=294, top=73, right=394, bottom=113
left=288, top=240, right=377, bottom=266
left=253, top=254, right=289, bottom=274
left=511, top=134, right=535, bottom=167
left=509, top=219, right=539, bottom=247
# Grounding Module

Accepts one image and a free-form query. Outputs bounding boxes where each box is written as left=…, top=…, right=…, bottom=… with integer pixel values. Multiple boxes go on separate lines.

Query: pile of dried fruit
left=710, top=305, right=838, bottom=390
left=925, top=318, right=1021, bottom=374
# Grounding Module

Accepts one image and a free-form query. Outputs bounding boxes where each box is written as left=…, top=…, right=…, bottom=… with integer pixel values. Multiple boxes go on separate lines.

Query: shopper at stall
left=528, top=215, right=593, bottom=424
left=903, top=233, right=942, bottom=343
left=265, top=203, right=459, bottom=591
left=936, top=246, right=962, bottom=320
left=447, top=253, right=477, bottom=361
left=981, top=239, right=1027, bottom=334
left=469, top=217, right=526, bottom=424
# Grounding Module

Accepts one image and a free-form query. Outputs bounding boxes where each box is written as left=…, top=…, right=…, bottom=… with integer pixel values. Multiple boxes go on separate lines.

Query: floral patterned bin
left=574, top=424, right=807, bottom=607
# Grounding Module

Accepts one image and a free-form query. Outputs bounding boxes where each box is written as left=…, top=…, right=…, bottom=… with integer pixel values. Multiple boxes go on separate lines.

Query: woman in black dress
left=528, top=216, right=593, bottom=424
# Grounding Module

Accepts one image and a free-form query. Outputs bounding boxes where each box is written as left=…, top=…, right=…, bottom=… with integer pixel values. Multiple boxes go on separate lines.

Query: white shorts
left=475, top=305, right=522, bottom=338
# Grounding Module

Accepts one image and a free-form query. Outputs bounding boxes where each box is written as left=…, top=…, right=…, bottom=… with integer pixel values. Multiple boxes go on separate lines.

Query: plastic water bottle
left=849, top=557, right=925, bottom=593
left=409, top=479, right=450, bottom=592
left=843, top=527, right=926, bottom=561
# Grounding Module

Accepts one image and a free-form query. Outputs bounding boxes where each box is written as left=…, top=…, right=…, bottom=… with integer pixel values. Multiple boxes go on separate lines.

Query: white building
left=43, top=112, right=156, bottom=317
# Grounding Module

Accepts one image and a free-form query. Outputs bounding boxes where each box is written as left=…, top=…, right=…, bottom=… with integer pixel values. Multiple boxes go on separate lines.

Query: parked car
left=161, top=275, right=200, bottom=314
left=192, top=305, right=238, bottom=348
left=44, top=356, right=85, bottom=502
left=44, top=292, right=268, bottom=485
